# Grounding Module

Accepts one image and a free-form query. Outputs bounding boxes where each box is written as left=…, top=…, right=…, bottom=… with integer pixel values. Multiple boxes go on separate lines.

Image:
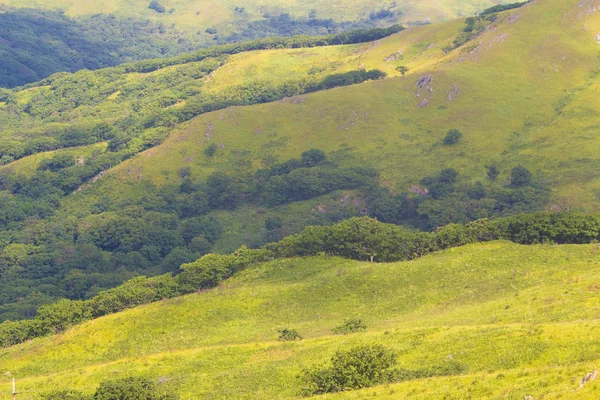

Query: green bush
left=94, top=377, right=175, bottom=400
left=332, top=318, right=367, bottom=334
left=443, top=129, right=463, bottom=145
left=300, top=345, right=397, bottom=395
left=204, top=143, right=217, bottom=157
left=278, top=328, right=302, bottom=341
left=510, top=166, right=532, bottom=187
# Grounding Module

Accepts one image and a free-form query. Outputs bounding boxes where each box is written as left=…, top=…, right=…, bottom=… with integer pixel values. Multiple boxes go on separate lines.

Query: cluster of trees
left=0, top=148, right=374, bottom=321
left=3, top=210, right=600, bottom=347
left=440, top=1, right=529, bottom=55
left=479, top=1, right=529, bottom=16
left=0, top=140, right=551, bottom=323
left=442, top=13, right=495, bottom=53
left=367, top=165, right=549, bottom=230
left=218, top=11, right=400, bottom=44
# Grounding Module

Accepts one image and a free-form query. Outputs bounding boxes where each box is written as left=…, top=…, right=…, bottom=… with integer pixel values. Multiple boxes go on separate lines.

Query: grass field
left=3, top=241, right=600, bottom=398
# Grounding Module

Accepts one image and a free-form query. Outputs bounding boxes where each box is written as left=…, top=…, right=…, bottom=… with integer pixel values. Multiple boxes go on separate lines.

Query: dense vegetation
left=0, top=8, right=199, bottom=87
left=0, top=148, right=382, bottom=321
left=479, top=1, right=529, bottom=16
left=43, top=377, right=175, bottom=400
left=3, top=211, right=600, bottom=348
left=217, top=11, right=400, bottom=44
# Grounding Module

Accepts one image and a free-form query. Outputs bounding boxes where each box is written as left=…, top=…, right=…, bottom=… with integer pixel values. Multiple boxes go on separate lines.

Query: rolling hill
left=3, top=241, right=600, bottom=398
left=0, top=0, right=599, bottom=321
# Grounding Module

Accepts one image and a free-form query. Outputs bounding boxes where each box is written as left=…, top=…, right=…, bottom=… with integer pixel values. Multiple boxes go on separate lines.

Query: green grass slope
left=3, top=242, right=600, bottom=398
left=54, top=0, right=600, bottom=251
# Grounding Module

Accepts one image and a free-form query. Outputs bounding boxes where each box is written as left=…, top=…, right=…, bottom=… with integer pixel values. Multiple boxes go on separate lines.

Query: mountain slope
left=3, top=242, right=600, bottom=398
left=59, top=0, right=600, bottom=248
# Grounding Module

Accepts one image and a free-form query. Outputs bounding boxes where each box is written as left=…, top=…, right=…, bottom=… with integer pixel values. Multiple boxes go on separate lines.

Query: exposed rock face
left=416, top=75, right=433, bottom=90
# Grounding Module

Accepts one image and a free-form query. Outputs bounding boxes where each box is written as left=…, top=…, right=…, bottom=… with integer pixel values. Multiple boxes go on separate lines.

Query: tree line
left=3, top=211, right=600, bottom=348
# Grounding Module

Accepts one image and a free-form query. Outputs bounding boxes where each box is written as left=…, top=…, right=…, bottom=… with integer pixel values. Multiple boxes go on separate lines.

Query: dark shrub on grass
left=278, top=328, right=302, bottom=341
left=332, top=318, right=367, bottom=335
left=300, top=344, right=397, bottom=395
left=94, top=376, right=176, bottom=400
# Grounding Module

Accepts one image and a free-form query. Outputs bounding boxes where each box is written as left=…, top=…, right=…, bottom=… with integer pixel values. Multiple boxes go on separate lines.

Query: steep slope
left=3, top=242, right=600, bottom=398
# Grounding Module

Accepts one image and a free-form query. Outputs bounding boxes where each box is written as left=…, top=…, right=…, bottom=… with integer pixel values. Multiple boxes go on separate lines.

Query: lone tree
left=487, top=165, right=499, bottom=181
left=396, top=65, right=409, bottom=76
left=510, top=166, right=532, bottom=187
left=443, top=129, right=463, bottom=145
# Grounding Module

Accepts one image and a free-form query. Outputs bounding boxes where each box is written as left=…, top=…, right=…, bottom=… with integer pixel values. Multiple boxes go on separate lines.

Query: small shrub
left=439, top=168, right=458, bottom=183
left=332, top=318, right=367, bottom=335
left=148, top=0, right=166, bottom=13
left=42, top=390, right=90, bottom=400
left=487, top=165, right=499, bottom=181
left=204, top=143, right=217, bottom=157
left=443, top=129, right=463, bottom=145
left=278, top=328, right=302, bottom=341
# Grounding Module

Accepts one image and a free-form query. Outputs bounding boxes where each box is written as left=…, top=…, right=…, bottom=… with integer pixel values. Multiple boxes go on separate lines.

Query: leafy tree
left=39, top=154, right=76, bottom=172
left=301, top=149, right=326, bottom=166
left=443, top=129, right=463, bottom=145
left=510, top=166, right=532, bottom=187
left=487, top=165, right=499, bottom=181
left=300, top=345, right=397, bottom=395
left=396, top=66, right=409, bottom=76
left=439, top=168, right=458, bottom=183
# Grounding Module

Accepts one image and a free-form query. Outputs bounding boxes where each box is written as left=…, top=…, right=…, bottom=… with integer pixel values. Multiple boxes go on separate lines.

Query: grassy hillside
left=3, top=241, right=600, bottom=398
left=60, top=0, right=600, bottom=247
